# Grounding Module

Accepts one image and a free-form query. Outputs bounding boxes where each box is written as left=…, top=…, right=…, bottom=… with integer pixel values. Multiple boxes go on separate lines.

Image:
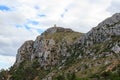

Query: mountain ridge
left=14, top=26, right=81, bottom=71
left=1, top=13, right=120, bottom=80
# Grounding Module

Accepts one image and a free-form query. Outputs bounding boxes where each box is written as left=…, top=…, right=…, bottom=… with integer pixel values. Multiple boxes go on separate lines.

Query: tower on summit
left=54, top=24, right=57, bottom=27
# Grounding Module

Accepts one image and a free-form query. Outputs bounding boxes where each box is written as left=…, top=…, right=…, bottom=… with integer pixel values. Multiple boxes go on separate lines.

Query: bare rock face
left=15, top=26, right=80, bottom=69
left=98, top=13, right=120, bottom=27
left=112, top=44, right=120, bottom=54
left=14, top=12, right=120, bottom=73
left=8, top=13, right=120, bottom=80
left=77, top=13, right=120, bottom=47
left=71, top=13, right=120, bottom=73
left=15, top=40, right=34, bottom=66
left=31, top=36, right=58, bottom=69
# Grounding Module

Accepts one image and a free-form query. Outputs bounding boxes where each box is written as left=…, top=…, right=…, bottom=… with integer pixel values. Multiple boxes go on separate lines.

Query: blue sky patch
left=24, top=25, right=31, bottom=30
left=16, top=24, right=22, bottom=28
left=37, top=29, right=44, bottom=34
left=0, top=5, right=10, bottom=11
left=34, top=5, right=40, bottom=10
left=27, top=20, right=39, bottom=25
left=31, top=21, right=39, bottom=25
left=38, top=14, right=46, bottom=17
left=23, top=20, right=40, bottom=31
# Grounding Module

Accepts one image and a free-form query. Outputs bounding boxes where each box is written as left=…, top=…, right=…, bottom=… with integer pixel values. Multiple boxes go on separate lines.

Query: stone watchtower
left=54, top=24, right=57, bottom=27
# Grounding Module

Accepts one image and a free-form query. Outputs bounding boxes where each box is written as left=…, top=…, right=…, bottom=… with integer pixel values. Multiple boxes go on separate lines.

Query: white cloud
left=0, top=24, right=39, bottom=56
left=107, top=0, right=120, bottom=14
left=0, top=0, right=119, bottom=69
left=0, top=55, right=15, bottom=70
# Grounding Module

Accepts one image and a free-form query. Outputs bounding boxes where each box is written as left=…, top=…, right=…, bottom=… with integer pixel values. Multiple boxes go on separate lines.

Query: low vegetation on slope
left=44, top=31, right=81, bottom=43
left=1, top=13, right=120, bottom=80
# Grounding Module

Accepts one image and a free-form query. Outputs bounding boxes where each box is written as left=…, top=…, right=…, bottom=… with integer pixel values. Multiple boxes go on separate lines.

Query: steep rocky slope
left=15, top=27, right=81, bottom=70
left=65, top=13, right=120, bottom=79
left=7, top=26, right=81, bottom=80
left=1, top=13, right=120, bottom=80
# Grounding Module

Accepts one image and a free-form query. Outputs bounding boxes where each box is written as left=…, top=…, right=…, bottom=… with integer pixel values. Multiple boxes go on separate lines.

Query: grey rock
left=15, top=40, right=34, bottom=66
left=14, top=13, right=120, bottom=79
left=112, top=44, right=120, bottom=53
left=15, top=27, right=76, bottom=69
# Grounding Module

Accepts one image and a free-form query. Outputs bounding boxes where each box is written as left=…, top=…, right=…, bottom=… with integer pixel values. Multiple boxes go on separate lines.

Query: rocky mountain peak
left=41, top=25, right=73, bottom=35
left=98, top=13, right=120, bottom=27
left=14, top=26, right=80, bottom=69
left=77, top=13, right=120, bottom=47
left=4, top=13, right=120, bottom=80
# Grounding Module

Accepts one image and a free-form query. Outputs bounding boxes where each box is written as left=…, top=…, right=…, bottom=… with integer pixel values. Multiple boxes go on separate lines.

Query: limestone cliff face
left=15, top=13, right=120, bottom=70
left=15, top=40, right=34, bottom=65
left=10, top=13, right=120, bottom=80
left=15, top=26, right=81, bottom=69
left=78, top=13, right=120, bottom=47
left=69, top=13, right=120, bottom=75
left=74, top=13, right=120, bottom=59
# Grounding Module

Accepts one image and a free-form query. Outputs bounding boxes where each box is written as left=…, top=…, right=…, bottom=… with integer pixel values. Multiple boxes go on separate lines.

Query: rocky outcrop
left=15, top=40, right=34, bottom=66
left=9, top=13, right=120, bottom=80
left=15, top=26, right=81, bottom=70
left=98, top=13, right=120, bottom=27
left=77, top=13, right=120, bottom=47
left=59, top=13, right=120, bottom=78
left=112, top=44, right=120, bottom=53
left=72, top=13, right=120, bottom=62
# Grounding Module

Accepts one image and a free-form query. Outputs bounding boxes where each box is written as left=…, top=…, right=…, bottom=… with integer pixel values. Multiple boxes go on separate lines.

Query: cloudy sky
left=0, top=0, right=120, bottom=69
